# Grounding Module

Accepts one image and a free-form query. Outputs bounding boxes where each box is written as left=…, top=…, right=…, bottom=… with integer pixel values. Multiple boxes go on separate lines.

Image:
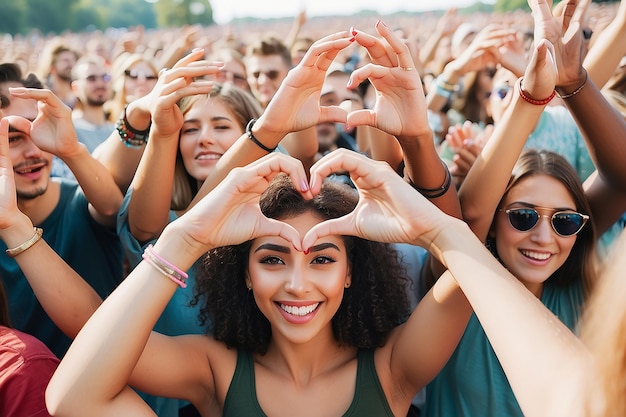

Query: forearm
left=431, top=222, right=591, bottom=417
left=584, top=12, right=626, bottom=89
left=93, top=104, right=151, bottom=193
left=127, top=135, right=179, bottom=241
left=366, top=128, right=404, bottom=174
left=2, top=213, right=102, bottom=338
left=560, top=75, right=626, bottom=191
left=399, top=130, right=462, bottom=220
left=459, top=81, right=545, bottom=240
left=61, top=145, right=123, bottom=222
left=279, top=127, right=319, bottom=174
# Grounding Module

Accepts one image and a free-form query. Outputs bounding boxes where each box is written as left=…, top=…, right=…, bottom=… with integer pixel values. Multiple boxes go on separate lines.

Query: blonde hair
left=104, top=53, right=160, bottom=121
left=580, top=229, right=626, bottom=417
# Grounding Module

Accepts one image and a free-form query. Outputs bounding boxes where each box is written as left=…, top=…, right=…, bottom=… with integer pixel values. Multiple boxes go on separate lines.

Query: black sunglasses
left=124, top=69, right=158, bottom=81
left=501, top=207, right=589, bottom=237
left=251, top=70, right=280, bottom=80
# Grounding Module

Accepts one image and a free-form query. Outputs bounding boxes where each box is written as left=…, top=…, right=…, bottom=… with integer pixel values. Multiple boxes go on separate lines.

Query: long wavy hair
left=488, top=149, right=598, bottom=294
left=192, top=174, right=411, bottom=354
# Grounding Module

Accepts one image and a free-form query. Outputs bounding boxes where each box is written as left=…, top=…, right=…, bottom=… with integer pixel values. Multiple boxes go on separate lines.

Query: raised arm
left=126, top=49, right=217, bottom=242
left=583, top=0, right=626, bottom=89
left=186, top=31, right=355, bottom=210
left=305, top=149, right=591, bottom=417
left=458, top=35, right=557, bottom=241
left=351, top=22, right=461, bottom=219
left=0, top=117, right=101, bottom=338
left=8, top=88, right=122, bottom=227
left=534, top=0, right=626, bottom=234
left=46, top=153, right=309, bottom=416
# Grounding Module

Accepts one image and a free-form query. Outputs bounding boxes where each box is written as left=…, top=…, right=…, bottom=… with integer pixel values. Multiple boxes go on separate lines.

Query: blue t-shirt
left=423, top=279, right=584, bottom=417
left=0, top=180, right=124, bottom=358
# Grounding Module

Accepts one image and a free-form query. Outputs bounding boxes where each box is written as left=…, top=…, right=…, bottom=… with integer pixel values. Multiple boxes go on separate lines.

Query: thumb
left=301, top=215, right=354, bottom=251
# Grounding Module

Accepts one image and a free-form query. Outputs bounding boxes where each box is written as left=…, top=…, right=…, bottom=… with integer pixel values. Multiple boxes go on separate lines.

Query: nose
left=197, top=126, right=216, bottom=146
left=283, top=264, right=308, bottom=296
left=529, top=215, right=554, bottom=244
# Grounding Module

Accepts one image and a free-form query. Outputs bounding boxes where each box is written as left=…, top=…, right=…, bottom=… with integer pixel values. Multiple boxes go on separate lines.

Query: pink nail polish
left=300, top=179, right=309, bottom=192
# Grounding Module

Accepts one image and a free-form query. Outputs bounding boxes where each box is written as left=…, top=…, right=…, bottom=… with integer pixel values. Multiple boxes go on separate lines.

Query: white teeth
left=197, top=154, right=220, bottom=160
left=521, top=250, right=551, bottom=261
left=280, top=303, right=319, bottom=316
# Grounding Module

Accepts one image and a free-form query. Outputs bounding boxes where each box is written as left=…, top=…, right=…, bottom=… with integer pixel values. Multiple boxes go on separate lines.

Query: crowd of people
left=1, top=0, right=626, bottom=416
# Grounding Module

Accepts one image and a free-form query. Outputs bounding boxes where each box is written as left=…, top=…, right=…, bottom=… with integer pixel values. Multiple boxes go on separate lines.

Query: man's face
left=246, top=54, right=289, bottom=108
left=0, top=82, right=51, bottom=200
left=72, top=63, right=111, bottom=107
left=316, top=72, right=363, bottom=153
left=52, top=50, right=77, bottom=82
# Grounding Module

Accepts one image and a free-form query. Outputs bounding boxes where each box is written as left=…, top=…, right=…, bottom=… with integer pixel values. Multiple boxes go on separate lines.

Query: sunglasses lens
left=552, top=213, right=585, bottom=236
left=508, top=209, right=539, bottom=231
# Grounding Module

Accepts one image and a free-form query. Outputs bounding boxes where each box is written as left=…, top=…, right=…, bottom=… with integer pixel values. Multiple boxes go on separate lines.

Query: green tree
left=25, top=0, right=80, bottom=34
left=0, top=0, right=26, bottom=35
left=154, top=0, right=213, bottom=27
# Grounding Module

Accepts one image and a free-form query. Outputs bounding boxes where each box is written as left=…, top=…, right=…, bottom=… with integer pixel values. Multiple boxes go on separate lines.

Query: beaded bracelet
left=435, top=75, right=459, bottom=93
left=517, top=77, right=556, bottom=106
left=557, top=70, right=588, bottom=99
left=116, top=105, right=151, bottom=148
left=142, top=244, right=188, bottom=288
left=246, top=119, right=276, bottom=153
left=5, top=227, right=43, bottom=258
left=408, top=160, right=452, bottom=199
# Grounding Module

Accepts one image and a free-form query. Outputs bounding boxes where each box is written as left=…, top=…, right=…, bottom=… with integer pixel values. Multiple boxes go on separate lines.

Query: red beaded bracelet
left=517, top=77, right=556, bottom=106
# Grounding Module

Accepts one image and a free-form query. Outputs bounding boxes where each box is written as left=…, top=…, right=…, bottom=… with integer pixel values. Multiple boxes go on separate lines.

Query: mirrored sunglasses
left=487, top=84, right=512, bottom=100
left=502, top=207, right=589, bottom=237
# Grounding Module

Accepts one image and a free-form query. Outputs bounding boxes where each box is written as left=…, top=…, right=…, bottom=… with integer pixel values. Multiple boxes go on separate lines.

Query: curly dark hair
left=192, top=174, right=412, bottom=354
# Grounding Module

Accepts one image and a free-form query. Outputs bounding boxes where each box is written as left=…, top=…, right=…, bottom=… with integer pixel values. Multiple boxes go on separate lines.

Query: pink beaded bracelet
left=142, top=244, right=188, bottom=288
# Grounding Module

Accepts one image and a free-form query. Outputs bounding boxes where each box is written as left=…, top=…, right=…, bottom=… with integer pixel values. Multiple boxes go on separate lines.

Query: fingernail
left=349, top=36, right=355, bottom=43
left=303, top=249, right=310, bottom=255
left=300, top=179, right=309, bottom=192
left=350, top=26, right=357, bottom=36
left=9, top=87, right=25, bottom=95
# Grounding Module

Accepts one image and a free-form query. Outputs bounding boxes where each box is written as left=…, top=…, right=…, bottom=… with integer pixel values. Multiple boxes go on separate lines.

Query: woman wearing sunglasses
left=423, top=1, right=626, bottom=416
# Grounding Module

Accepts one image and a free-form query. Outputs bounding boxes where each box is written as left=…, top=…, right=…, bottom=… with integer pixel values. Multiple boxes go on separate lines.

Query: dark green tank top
left=222, top=349, right=395, bottom=416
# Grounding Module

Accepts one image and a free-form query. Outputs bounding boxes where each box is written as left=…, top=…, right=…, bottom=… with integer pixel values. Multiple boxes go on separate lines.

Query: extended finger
left=0, top=118, right=9, bottom=158
left=299, top=31, right=353, bottom=72
left=302, top=214, right=354, bottom=251
left=374, top=20, right=415, bottom=69
left=353, top=28, right=395, bottom=67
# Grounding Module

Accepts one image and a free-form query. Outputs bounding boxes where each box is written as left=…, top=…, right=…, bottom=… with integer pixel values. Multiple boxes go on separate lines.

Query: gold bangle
left=5, top=227, right=43, bottom=258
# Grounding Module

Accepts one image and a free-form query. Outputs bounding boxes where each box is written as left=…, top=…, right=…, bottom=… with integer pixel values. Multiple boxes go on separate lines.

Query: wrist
left=0, top=214, right=36, bottom=247
left=250, top=116, right=287, bottom=149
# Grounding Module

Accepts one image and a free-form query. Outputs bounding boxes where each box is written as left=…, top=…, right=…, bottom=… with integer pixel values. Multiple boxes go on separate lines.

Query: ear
left=245, top=271, right=252, bottom=291
left=344, top=264, right=352, bottom=289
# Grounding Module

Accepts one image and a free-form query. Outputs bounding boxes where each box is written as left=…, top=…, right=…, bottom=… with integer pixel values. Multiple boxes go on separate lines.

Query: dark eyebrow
left=254, top=243, right=290, bottom=254
left=253, top=242, right=340, bottom=254
left=309, top=242, right=340, bottom=252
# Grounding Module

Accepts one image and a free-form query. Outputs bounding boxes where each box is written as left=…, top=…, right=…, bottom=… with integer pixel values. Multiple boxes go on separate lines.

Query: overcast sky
left=210, top=0, right=495, bottom=24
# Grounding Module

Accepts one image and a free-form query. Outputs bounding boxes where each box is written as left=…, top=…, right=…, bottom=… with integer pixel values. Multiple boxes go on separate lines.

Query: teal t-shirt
left=117, top=189, right=206, bottom=417
left=0, top=180, right=124, bottom=358
left=423, top=279, right=584, bottom=417
left=439, top=105, right=595, bottom=182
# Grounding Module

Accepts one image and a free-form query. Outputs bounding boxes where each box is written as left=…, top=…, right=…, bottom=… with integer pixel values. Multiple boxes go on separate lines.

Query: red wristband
left=517, top=77, right=556, bottom=106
